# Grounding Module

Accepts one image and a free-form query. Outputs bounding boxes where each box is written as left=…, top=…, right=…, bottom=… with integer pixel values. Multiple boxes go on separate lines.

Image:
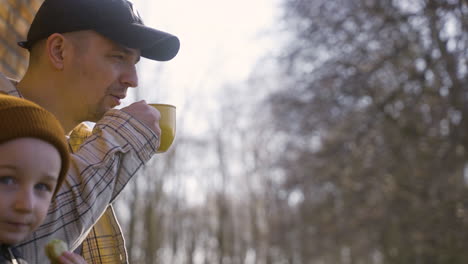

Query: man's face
left=63, top=31, right=141, bottom=122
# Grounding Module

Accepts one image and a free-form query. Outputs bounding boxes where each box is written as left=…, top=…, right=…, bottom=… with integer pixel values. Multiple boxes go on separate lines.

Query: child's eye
left=0, top=176, right=15, bottom=185
left=35, top=183, right=53, bottom=193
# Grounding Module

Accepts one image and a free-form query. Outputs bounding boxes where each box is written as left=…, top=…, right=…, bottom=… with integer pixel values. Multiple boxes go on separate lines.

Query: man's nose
left=120, top=65, right=139, bottom=88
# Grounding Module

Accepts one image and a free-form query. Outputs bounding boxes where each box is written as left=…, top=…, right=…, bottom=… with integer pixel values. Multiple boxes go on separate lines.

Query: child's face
left=0, top=138, right=61, bottom=245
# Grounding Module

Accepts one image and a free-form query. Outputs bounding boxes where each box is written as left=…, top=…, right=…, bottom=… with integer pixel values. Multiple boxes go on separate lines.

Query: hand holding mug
left=121, top=100, right=162, bottom=139
left=149, top=104, right=176, bottom=153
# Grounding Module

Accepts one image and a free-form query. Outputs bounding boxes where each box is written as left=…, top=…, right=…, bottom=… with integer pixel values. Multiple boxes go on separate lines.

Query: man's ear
left=46, top=33, right=67, bottom=70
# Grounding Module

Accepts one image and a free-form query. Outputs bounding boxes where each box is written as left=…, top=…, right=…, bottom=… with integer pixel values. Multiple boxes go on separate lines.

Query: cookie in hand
left=45, top=239, right=68, bottom=264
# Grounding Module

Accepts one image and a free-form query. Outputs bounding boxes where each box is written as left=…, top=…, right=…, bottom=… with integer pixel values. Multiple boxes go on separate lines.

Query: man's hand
left=121, top=100, right=162, bottom=140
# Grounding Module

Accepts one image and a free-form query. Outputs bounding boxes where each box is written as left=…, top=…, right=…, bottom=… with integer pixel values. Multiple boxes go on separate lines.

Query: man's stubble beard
left=85, top=92, right=110, bottom=123
left=86, top=85, right=127, bottom=122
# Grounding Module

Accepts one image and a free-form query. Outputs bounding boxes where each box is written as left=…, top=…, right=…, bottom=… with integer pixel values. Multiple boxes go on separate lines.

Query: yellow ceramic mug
left=149, top=104, right=176, bottom=153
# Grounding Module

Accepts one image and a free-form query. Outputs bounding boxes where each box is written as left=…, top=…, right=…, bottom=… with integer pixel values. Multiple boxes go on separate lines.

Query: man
left=0, top=0, right=180, bottom=263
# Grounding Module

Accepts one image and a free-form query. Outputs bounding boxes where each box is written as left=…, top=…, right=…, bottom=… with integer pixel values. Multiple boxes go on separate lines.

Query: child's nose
left=14, top=189, right=34, bottom=212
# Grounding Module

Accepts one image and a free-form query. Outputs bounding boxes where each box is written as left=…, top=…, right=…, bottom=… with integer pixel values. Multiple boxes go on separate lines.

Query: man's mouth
left=110, top=95, right=125, bottom=106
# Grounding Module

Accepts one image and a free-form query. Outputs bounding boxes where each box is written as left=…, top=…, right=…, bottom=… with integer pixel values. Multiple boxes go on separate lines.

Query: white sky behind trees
left=114, top=0, right=283, bottom=205
left=123, top=0, right=281, bottom=120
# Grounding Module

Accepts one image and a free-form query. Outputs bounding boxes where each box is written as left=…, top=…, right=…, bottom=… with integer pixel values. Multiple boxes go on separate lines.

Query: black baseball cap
left=18, top=0, right=180, bottom=61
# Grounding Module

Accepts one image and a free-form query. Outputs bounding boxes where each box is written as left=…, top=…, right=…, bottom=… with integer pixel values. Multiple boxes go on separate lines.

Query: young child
left=0, top=94, right=86, bottom=264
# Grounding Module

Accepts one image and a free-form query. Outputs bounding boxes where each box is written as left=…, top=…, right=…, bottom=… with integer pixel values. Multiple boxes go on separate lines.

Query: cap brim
left=96, top=23, right=180, bottom=61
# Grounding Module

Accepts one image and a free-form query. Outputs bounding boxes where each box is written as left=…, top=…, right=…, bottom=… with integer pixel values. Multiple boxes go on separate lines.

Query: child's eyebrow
left=41, top=175, right=59, bottom=182
left=0, top=164, right=17, bottom=170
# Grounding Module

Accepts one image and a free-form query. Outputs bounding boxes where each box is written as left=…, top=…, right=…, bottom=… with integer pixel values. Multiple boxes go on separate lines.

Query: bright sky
left=123, top=0, right=280, bottom=120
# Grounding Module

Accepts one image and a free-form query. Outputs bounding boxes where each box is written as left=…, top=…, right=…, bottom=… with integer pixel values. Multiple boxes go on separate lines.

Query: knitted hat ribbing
left=0, top=94, right=69, bottom=197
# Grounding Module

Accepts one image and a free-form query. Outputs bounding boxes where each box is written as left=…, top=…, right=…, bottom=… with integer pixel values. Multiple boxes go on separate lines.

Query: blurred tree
left=266, top=0, right=468, bottom=263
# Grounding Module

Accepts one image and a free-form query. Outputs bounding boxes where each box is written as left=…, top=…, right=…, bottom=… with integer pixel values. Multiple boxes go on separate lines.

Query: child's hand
left=56, top=251, right=88, bottom=264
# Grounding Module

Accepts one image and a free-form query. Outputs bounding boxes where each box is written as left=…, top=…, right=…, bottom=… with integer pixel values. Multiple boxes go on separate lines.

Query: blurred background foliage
left=116, top=0, right=468, bottom=263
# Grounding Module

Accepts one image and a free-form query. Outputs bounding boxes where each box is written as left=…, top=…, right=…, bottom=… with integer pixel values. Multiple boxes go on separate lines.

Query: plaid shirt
left=0, top=73, right=159, bottom=263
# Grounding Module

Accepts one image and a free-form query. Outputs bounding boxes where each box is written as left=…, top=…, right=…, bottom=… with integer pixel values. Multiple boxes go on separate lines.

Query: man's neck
left=17, top=73, right=78, bottom=134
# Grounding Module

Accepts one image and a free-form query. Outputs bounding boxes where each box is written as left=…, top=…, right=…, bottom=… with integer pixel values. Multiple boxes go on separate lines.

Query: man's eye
left=112, top=54, right=126, bottom=60
left=0, top=176, right=15, bottom=185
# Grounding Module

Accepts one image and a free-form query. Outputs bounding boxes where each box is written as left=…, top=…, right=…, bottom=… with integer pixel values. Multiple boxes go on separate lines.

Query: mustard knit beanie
left=0, top=94, right=69, bottom=197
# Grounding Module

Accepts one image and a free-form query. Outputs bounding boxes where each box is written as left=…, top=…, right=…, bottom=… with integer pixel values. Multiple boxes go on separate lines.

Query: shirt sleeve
left=16, top=109, right=159, bottom=263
